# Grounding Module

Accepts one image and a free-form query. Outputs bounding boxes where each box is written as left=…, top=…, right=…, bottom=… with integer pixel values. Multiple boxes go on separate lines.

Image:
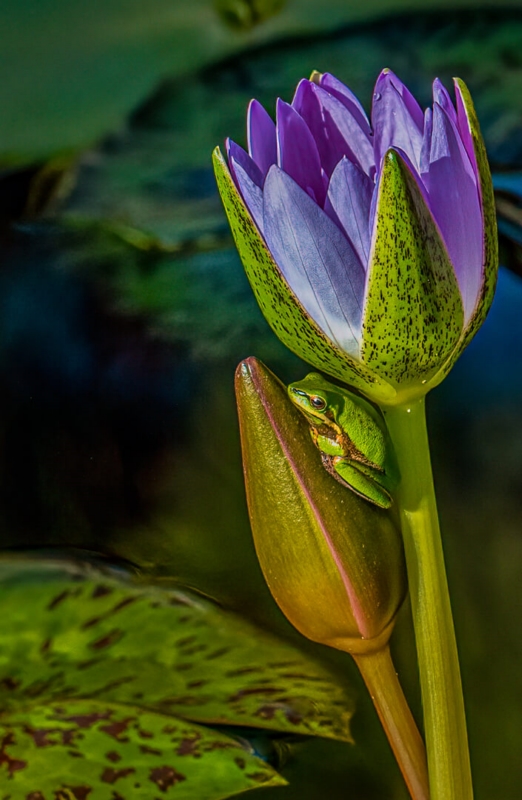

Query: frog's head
left=288, top=373, right=341, bottom=424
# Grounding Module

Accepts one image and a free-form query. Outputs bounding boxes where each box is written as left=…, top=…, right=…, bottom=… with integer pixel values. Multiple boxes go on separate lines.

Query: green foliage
left=0, top=557, right=355, bottom=796
left=0, top=559, right=354, bottom=738
left=0, top=700, right=283, bottom=799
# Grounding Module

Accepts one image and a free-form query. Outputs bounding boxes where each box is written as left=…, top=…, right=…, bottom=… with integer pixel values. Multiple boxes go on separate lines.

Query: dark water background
left=2, top=3, right=522, bottom=797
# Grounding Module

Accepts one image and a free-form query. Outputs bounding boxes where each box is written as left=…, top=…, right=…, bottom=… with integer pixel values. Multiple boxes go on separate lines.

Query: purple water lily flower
left=216, top=69, right=497, bottom=403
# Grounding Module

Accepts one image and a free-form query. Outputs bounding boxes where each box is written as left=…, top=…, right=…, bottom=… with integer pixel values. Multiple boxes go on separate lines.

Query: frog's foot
left=333, top=459, right=393, bottom=509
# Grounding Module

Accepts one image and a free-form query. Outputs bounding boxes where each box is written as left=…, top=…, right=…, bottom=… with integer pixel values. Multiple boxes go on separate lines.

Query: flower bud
left=235, top=357, right=406, bottom=654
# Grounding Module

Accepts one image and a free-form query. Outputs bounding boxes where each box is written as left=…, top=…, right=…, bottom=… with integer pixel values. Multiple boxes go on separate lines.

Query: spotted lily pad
left=0, top=558, right=354, bottom=744
left=0, top=699, right=285, bottom=798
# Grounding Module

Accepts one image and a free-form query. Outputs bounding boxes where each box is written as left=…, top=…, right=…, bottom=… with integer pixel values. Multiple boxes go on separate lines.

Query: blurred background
left=1, top=1, right=522, bottom=797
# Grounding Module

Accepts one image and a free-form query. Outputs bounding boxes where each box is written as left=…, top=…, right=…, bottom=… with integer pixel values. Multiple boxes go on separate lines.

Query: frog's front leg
left=333, top=458, right=393, bottom=509
left=309, top=428, right=346, bottom=457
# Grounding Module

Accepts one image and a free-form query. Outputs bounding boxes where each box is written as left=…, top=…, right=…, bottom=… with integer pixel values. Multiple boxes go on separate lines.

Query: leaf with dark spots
left=0, top=679, right=20, bottom=692
left=91, top=587, right=113, bottom=600
left=175, top=735, right=202, bottom=758
left=149, top=766, right=185, bottom=793
left=138, top=746, right=162, bottom=756
left=0, top=558, right=354, bottom=746
left=0, top=700, right=285, bottom=798
left=99, top=720, right=134, bottom=742
left=47, top=591, right=72, bottom=612
left=0, top=733, right=27, bottom=777
left=61, top=714, right=112, bottom=730
left=101, top=768, right=135, bottom=784
left=89, top=630, right=124, bottom=651
left=229, top=687, right=282, bottom=703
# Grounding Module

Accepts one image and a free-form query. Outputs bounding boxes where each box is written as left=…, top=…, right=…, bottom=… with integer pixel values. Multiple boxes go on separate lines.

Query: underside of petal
left=276, top=99, right=326, bottom=206
left=264, top=166, right=365, bottom=356
left=325, top=157, right=373, bottom=266
left=247, top=99, right=277, bottom=178
left=372, top=70, right=424, bottom=172
left=425, top=103, right=483, bottom=323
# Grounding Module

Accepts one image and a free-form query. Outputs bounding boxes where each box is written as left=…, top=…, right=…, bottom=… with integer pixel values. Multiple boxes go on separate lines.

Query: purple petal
left=325, top=157, right=373, bottom=266
left=419, top=108, right=433, bottom=176
left=227, top=138, right=263, bottom=187
left=319, top=73, right=371, bottom=135
left=276, top=99, right=326, bottom=206
left=227, top=139, right=264, bottom=233
left=432, top=78, right=456, bottom=124
left=263, top=166, right=365, bottom=354
left=247, top=99, right=277, bottom=178
left=372, top=70, right=424, bottom=171
left=292, top=80, right=374, bottom=177
left=453, top=80, right=479, bottom=181
left=425, top=103, right=483, bottom=321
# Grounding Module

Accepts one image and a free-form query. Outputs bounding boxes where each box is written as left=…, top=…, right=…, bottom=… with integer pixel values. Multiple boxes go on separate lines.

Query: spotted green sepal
left=361, top=149, right=464, bottom=402
left=235, top=357, right=406, bottom=655
left=213, top=147, right=394, bottom=402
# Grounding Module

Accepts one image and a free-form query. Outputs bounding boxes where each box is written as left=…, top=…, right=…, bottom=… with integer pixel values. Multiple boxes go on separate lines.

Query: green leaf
left=235, top=358, right=406, bottom=655
left=0, top=558, right=354, bottom=742
left=361, top=149, right=464, bottom=396
left=212, top=147, right=394, bottom=402
left=0, top=699, right=285, bottom=798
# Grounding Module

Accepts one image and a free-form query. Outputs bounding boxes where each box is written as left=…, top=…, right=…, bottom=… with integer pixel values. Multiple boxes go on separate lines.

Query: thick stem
left=353, top=646, right=430, bottom=800
left=384, top=398, right=473, bottom=800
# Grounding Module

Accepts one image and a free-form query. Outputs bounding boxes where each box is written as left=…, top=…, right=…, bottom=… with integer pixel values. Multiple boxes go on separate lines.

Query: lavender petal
left=419, top=108, right=433, bottom=177
left=227, top=139, right=263, bottom=187
left=312, top=83, right=374, bottom=177
left=263, top=166, right=365, bottom=354
left=425, top=103, right=483, bottom=322
left=319, top=72, right=371, bottom=135
left=454, top=79, right=479, bottom=183
left=292, top=80, right=373, bottom=177
left=432, top=78, right=457, bottom=123
left=247, top=99, right=277, bottom=178
left=325, top=157, right=373, bottom=266
left=276, top=99, right=326, bottom=206
left=372, top=70, right=424, bottom=171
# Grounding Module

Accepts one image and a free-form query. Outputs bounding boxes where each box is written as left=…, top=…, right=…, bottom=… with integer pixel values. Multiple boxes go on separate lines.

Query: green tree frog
left=288, top=373, right=400, bottom=509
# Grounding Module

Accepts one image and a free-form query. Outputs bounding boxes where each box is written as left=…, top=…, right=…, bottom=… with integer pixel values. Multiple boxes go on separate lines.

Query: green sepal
left=213, top=146, right=394, bottom=402
left=434, top=78, right=498, bottom=386
left=361, top=149, right=464, bottom=401
left=235, top=357, right=406, bottom=655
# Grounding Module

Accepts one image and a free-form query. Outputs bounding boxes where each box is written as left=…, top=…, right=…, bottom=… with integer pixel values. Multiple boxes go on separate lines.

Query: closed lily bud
left=215, top=71, right=498, bottom=405
left=235, top=357, right=406, bottom=654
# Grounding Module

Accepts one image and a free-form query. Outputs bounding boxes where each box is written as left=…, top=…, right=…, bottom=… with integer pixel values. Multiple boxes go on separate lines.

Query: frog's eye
left=310, top=395, right=326, bottom=410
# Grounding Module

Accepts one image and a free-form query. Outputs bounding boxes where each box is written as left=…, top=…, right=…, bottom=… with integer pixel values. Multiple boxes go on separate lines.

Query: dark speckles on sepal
left=213, top=147, right=396, bottom=403
left=362, top=149, right=464, bottom=397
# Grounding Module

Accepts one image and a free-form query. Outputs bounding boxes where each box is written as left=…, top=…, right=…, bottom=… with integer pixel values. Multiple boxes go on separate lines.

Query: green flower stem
left=353, top=646, right=430, bottom=800
left=384, top=398, right=473, bottom=800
